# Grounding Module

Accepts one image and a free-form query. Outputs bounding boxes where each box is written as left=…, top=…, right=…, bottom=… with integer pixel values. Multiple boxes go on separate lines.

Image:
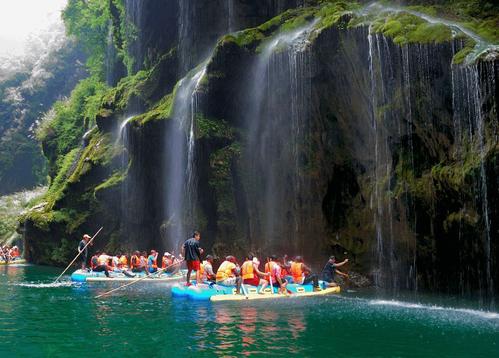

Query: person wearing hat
left=78, top=234, right=92, bottom=270
left=162, top=252, right=173, bottom=270
left=321, top=256, right=349, bottom=287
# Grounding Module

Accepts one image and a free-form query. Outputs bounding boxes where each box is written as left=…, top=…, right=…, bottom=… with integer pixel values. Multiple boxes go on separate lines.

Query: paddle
left=267, top=258, right=275, bottom=295
left=53, top=227, right=103, bottom=283
left=95, top=260, right=184, bottom=299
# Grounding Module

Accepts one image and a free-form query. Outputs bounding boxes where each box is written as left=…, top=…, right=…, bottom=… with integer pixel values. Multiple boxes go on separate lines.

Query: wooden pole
left=53, top=227, right=103, bottom=283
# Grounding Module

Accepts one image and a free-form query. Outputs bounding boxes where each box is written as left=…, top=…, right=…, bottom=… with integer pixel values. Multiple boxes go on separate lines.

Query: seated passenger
left=216, top=256, right=241, bottom=294
left=200, top=255, right=216, bottom=282
left=119, top=254, right=128, bottom=269
left=265, top=255, right=288, bottom=294
left=241, top=255, right=269, bottom=294
left=291, top=256, right=320, bottom=291
left=130, top=251, right=144, bottom=273
left=162, top=252, right=173, bottom=270
left=94, top=251, right=112, bottom=277
left=139, top=251, right=149, bottom=275
left=147, top=250, right=159, bottom=273
left=10, top=246, right=20, bottom=259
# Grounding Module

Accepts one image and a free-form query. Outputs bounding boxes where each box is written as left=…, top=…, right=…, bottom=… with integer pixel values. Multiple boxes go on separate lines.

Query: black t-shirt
left=321, top=261, right=336, bottom=282
left=183, top=238, right=201, bottom=261
left=78, top=240, right=88, bottom=257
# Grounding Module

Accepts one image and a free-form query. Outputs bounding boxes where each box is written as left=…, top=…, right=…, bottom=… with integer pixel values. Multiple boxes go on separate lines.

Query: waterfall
left=226, top=0, right=235, bottom=33
left=178, top=0, right=193, bottom=74
left=243, top=20, right=317, bottom=253
left=367, top=29, right=431, bottom=290
left=125, top=0, right=144, bottom=72
left=451, top=61, right=495, bottom=300
left=368, top=29, right=395, bottom=288
left=105, top=22, right=115, bottom=86
left=118, top=116, right=135, bottom=244
left=164, top=62, right=208, bottom=253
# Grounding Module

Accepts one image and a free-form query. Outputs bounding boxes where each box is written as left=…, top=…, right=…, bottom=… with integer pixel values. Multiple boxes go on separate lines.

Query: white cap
left=253, top=257, right=260, bottom=264
left=164, top=252, right=171, bottom=256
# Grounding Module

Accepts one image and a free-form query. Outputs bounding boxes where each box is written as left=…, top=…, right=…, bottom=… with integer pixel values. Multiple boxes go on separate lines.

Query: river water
left=1, top=265, right=498, bottom=357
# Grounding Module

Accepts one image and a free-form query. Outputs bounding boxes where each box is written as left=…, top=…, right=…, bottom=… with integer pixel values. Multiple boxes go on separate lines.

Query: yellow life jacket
left=241, top=260, right=254, bottom=280
left=216, top=261, right=236, bottom=281
left=97, top=255, right=108, bottom=266
left=200, top=261, right=205, bottom=275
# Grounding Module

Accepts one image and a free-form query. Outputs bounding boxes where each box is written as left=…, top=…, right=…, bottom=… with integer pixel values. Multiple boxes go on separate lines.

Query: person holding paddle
left=78, top=234, right=92, bottom=270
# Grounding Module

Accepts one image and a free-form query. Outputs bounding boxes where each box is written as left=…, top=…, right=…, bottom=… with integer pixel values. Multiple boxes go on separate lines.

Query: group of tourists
left=77, top=234, right=182, bottom=278
left=182, top=231, right=350, bottom=294
left=0, top=245, right=21, bottom=262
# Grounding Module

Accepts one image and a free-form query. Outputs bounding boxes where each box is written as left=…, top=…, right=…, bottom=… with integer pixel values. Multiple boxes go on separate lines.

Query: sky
left=0, top=0, right=67, bottom=57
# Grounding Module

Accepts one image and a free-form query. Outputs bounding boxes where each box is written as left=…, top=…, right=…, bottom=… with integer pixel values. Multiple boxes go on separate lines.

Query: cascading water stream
left=451, top=62, right=495, bottom=301
left=105, top=21, right=115, bottom=86
left=164, top=61, right=208, bottom=253
left=124, top=0, right=144, bottom=72
left=363, top=2, right=499, bottom=62
left=244, top=20, right=318, bottom=252
left=118, top=116, right=135, bottom=244
left=226, top=0, right=235, bottom=33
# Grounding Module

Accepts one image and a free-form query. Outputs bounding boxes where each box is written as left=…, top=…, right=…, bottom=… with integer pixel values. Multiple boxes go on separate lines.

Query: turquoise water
left=1, top=265, right=498, bottom=357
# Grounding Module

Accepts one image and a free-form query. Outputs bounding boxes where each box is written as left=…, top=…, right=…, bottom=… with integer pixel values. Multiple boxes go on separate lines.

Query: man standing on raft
left=78, top=234, right=91, bottom=270
left=182, top=231, right=203, bottom=286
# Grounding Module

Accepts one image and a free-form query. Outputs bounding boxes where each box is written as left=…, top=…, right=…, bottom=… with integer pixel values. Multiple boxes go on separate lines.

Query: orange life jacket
left=162, top=257, right=173, bottom=269
left=216, top=261, right=236, bottom=281
left=290, top=262, right=304, bottom=283
left=241, top=260, right=254, bottom=280
left=131, top=255, right=139, bottom=269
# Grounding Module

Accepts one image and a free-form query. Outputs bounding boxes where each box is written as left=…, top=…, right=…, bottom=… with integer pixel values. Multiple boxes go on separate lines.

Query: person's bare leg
left=196, top=269, right=202, bottom=284
left=186, top=269, right=192, bottom=284
left=258, top=279, right=268, bottom=294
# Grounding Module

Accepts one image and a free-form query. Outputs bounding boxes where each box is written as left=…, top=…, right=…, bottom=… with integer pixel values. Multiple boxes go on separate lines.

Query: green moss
left=196, top=116, right=234, bottom=140
left=208, top=143, right=242, bottom=230
left=453, top=38, right=478, bottom=64
left=49, top=238, right=75, bottom=265
left=94, top=170, right=126, bottom=193
left=69, top=133, right=115, bottom=183
left=45, top=148, right=80, bottom=208
left=372, top=13, right=453, bottom=45
left=406, top=2, right=499, bottom=43
left=37, top=77, right=108, bottom=176
left=133, top=92, right=175, bottom=125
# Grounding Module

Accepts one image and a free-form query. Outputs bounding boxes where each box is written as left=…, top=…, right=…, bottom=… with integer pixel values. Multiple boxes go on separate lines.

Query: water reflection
left=189, top=303, right=307, bottom=356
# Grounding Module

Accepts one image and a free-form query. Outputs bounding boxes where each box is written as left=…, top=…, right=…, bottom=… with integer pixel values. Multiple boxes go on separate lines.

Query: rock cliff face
left=22, top=0, right=498, bottom=300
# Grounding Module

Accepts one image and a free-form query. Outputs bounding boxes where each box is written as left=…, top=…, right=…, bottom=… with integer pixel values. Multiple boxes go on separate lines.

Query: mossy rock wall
left=21, top=1, right=499, bottom=298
